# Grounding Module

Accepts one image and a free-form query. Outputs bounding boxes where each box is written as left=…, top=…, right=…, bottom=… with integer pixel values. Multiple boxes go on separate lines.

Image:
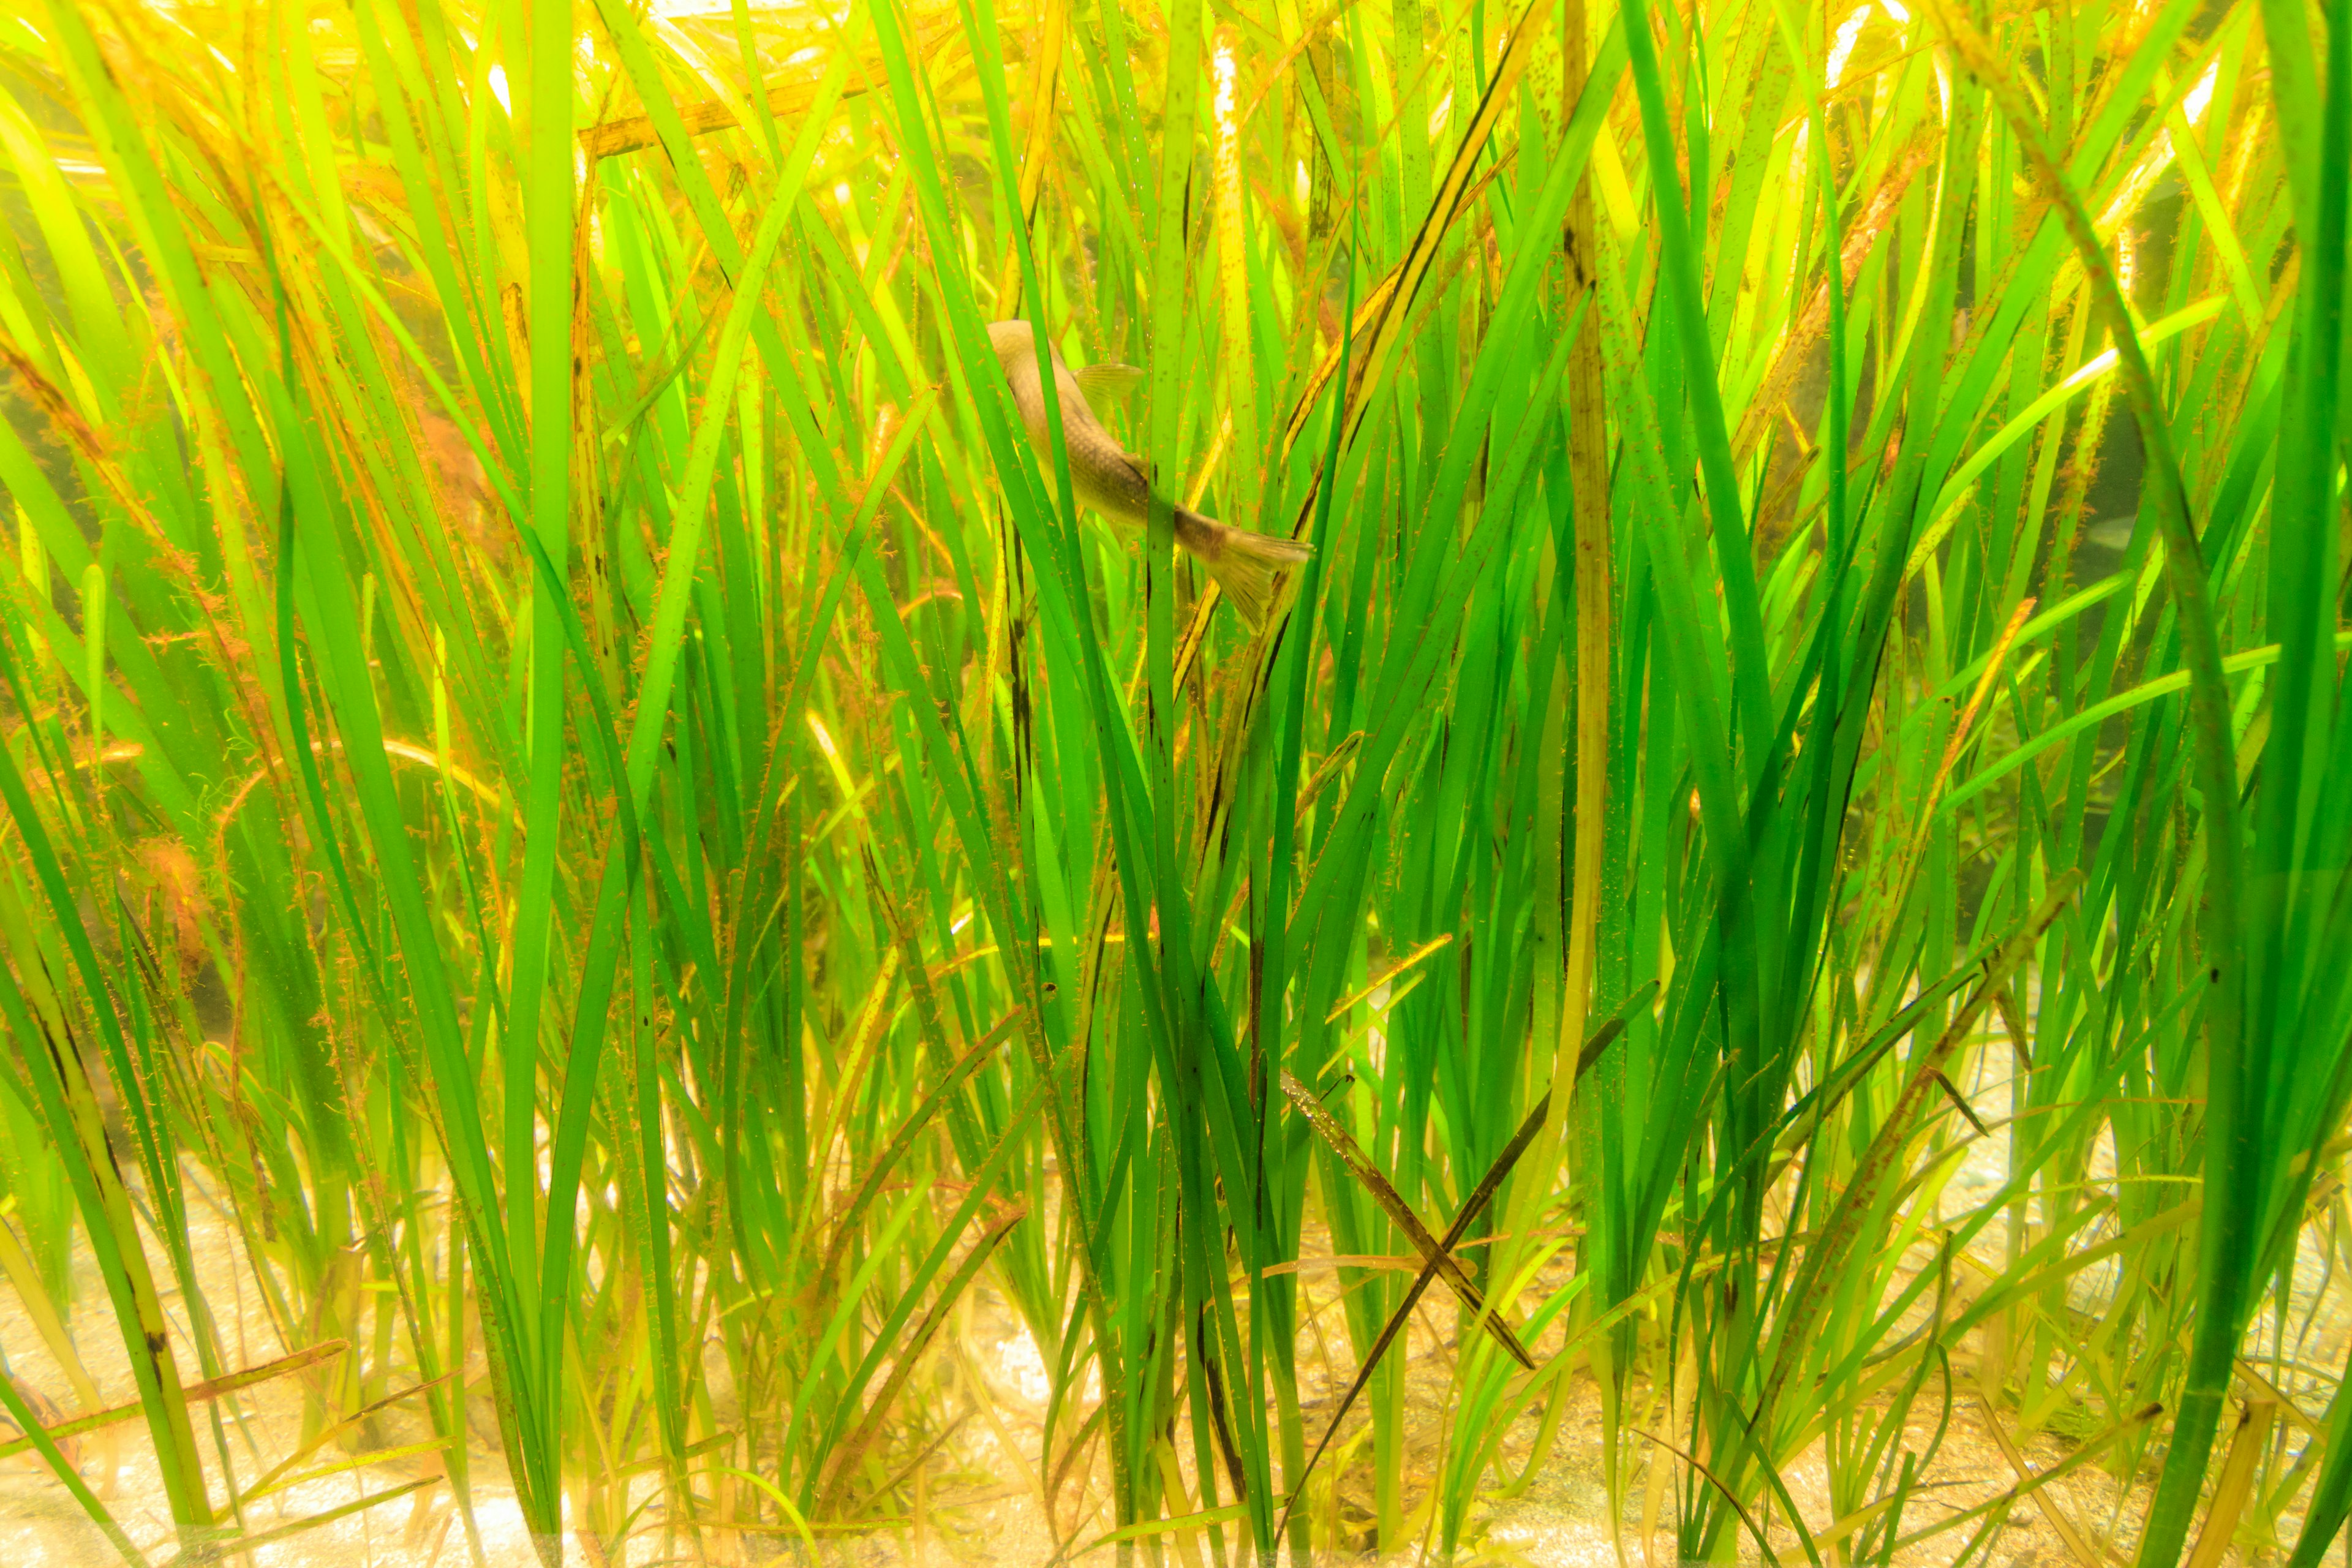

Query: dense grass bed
left=0, top=0, right=2348, bottom=1563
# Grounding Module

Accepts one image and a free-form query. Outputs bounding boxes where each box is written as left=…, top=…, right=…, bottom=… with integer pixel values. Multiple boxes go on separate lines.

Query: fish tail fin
left=1178, top=510, right=1313, bottom=630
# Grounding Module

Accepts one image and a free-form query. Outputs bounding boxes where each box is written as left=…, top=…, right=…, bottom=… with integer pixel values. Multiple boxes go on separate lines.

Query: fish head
left=986, top=319, right=1045, bottom=372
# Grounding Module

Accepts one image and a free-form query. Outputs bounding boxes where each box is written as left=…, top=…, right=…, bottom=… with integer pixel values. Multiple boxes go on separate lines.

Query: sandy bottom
left=2, top=1048, right=2345, bottom=1566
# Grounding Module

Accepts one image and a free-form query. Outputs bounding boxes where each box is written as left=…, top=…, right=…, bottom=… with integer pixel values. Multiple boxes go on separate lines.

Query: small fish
left=2081, top=513, right=2139, bottom=553
left=986, top=320, right=1311, bottom=629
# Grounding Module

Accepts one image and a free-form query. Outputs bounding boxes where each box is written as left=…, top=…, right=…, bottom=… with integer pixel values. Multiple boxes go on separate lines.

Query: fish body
left=986, top=319, right=1310, bottom=628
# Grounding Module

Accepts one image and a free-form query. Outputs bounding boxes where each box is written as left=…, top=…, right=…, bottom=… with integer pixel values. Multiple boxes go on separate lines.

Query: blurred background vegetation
left=0, top=0, right=2348, bottom=1562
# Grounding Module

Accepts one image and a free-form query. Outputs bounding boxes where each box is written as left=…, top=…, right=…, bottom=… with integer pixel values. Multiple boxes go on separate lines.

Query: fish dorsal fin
left=1075, top=363, right=1145, bottom=402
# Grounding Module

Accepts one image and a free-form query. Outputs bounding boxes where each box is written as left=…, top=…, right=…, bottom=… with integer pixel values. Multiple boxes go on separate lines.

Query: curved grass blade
left=1273, top=985, right=1651, bottom=1540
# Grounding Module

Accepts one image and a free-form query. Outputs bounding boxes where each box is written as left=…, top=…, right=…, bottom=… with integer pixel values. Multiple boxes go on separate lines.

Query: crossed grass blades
left=0, top=0, right=2348, bottom=1562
